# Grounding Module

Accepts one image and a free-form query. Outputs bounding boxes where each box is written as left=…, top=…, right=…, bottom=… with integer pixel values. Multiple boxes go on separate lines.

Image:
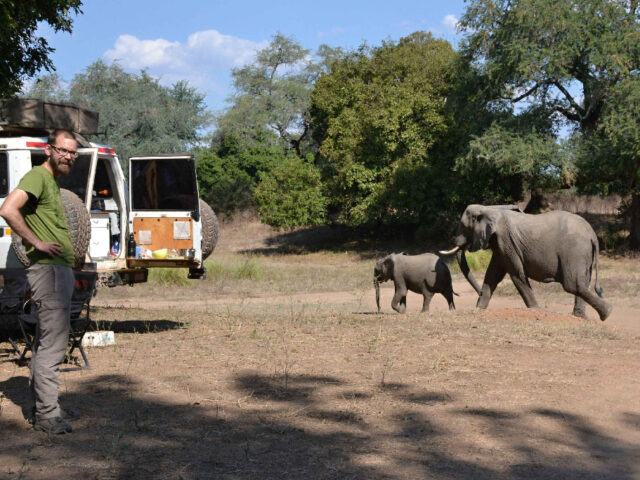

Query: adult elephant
left=440, top=204, right=612, bottom=320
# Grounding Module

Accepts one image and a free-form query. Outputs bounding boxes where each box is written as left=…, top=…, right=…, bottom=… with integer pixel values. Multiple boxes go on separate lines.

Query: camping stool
left=8, top=270, right=98, bottom=371
left=0, top=268, right=31, bottom=363
left=64, top=270, right=99, bottom=371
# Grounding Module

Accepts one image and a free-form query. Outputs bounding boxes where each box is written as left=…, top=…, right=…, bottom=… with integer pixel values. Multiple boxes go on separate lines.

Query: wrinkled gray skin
left=374, top=253, right=456, bottom=313
left=442, top=204, right=612, bottom=321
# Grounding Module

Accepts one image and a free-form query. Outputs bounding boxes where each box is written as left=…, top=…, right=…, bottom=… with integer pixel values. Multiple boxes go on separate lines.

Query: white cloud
left=442, top=14, right=459, bottom=34
left=185, top=30, right=266, bottom=68
left=102, top=30, right=268, bottom=109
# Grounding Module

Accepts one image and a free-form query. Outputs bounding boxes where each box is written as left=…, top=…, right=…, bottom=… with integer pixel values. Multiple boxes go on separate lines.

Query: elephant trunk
left=374, top=277, right=381, bottom=312
left=456, top=249, right=482, bottom=295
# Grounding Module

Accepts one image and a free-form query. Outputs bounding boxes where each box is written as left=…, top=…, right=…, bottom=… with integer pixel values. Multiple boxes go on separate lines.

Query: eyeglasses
left=50, top=144, right=78, bottom=159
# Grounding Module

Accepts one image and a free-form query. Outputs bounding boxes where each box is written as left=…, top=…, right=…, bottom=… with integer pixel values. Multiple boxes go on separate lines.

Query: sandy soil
left=1, top=219, right=639, bottom=480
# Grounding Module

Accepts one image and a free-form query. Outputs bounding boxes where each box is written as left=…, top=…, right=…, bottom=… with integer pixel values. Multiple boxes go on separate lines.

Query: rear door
left=126, top=154, right=202, bottom=268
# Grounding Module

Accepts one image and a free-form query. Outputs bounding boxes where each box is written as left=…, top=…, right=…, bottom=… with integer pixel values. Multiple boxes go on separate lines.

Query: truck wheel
left=11, top=188, right=91, bottom=269
left=199, top=199, right=219, bottom=261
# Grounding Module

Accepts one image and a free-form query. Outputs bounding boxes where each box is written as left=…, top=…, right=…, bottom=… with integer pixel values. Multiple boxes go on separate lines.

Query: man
left=0, top=129, right=78, bottom=434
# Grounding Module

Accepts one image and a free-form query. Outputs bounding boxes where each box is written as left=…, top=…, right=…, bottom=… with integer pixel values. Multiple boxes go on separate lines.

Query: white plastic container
left=82, top=330, right=115, bottom=347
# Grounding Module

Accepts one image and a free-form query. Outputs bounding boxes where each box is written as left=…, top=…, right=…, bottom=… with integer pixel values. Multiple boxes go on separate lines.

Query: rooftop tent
left=0, top=98, right=99, bottom=135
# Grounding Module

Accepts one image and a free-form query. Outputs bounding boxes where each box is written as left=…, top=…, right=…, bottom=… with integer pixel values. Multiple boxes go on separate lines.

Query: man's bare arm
left=0, top=189, right=62, bottom=257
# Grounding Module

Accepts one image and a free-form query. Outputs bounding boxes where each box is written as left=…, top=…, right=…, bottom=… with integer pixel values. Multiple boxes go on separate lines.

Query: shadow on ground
left=1, top=371, right=637, bottom=479
left=239, top=223, right=446, bottom=259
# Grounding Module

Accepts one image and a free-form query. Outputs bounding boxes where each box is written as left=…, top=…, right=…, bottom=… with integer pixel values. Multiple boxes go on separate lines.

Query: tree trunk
left=630, top=193, right=640, bottom=251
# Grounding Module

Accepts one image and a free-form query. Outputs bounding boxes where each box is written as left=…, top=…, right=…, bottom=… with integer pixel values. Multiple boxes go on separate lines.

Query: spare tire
left=11, top=188, right=91, bottom=269
left=199, top=199, right=219, bottom=261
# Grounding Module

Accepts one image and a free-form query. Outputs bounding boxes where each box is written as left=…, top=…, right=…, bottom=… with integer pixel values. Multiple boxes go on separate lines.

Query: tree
left=458, top=0, right=640, bottom=248
left=65, top=61, right=211, bottom=167
left=311, top=32, right=459, bottom=227
left=218, top=33, right=343, bottom=158
left=22, top=72, right=68, bottom=101
left=0, top=0, right=82, bottom=96
left=459, top=0, right=640, bottom=133
left=577, top=76, right=640, bottom=248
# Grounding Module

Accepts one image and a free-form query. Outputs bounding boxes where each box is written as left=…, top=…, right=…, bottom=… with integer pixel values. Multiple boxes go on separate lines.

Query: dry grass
left=1, top=216, right=639, bottom=480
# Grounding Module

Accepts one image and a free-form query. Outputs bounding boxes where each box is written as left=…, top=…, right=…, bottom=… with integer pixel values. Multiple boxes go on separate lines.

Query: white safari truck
left=0, top=98, right=218, bottom=305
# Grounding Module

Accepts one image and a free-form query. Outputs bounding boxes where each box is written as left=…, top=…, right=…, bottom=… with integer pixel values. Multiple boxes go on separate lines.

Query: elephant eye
left=477, top=214, right=483, bottom=222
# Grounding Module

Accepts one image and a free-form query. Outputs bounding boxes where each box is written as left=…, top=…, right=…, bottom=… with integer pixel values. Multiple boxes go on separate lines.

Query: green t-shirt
left=16, top=166, right=74, bottom=267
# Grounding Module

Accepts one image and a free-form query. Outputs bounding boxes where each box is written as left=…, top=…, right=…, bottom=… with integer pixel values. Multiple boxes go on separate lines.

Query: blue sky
left=38, top=1, right=466, bottom=113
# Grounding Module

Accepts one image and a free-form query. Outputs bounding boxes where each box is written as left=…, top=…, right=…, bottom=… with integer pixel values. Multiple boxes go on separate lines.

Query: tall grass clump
left=148, top=268, right=192, bottom=286
left=204, top=257, right=262, bottom=281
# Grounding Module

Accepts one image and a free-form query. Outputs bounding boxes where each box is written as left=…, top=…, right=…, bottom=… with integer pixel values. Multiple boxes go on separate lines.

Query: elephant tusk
left=439, top=246, right=460, bottom=255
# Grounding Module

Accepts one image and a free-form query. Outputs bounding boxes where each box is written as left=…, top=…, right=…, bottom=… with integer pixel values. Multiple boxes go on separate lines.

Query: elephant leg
left=443, top=290, right=455, bottom=311
left=391, top=284, right=407, bottom=313
left=421, top=291, right=434, bottom=312
left=569, top=283, right=612, bottom=321
left=573, top=296, right=587, bottom=318
left=510, top=274, right=539, bottom=309
left=477, top=258, right=506, bottom=309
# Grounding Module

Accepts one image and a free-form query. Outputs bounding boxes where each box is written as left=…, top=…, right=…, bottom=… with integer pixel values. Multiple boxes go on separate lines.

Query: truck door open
left=126, top=154, right=202, bottom=269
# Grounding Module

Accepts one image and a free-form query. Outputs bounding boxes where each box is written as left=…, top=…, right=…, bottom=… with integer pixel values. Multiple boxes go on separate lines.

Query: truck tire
left=11, top=188, right=91, bottom=269
left=199, top=199, right=219, bottom=261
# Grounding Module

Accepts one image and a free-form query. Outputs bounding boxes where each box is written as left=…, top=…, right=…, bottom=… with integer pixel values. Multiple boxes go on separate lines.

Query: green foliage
left=576, top=76, right=640, bottom=197
left=196, top=146, right=283, bottom=215
left=65, top=61, right=211, bottom=168
left=0, top=0, right=82, bottom=96
left=218, top=33, right=322, bottom=158
left=455, top=123, right=571, bottom=203
left=254, top=156, right=327, bottom=229
left=23, top=73, right=68, bottom=101
left=459, top=0, right=640, bottom=133
left=311, top=32, right=459, bottom=226
left=196, top=151, right=254, bottom=216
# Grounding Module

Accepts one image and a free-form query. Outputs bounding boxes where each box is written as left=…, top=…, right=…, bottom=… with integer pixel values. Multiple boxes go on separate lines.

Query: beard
left=49, top=156, right=73, bottom=176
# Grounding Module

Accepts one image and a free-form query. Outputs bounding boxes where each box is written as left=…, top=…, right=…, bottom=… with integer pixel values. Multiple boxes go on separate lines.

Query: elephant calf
left=374, top=253, right=457, bottom=313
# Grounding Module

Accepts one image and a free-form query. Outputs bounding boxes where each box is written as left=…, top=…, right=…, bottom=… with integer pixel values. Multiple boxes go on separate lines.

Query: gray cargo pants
left=26, top=264, right=74, bottom=421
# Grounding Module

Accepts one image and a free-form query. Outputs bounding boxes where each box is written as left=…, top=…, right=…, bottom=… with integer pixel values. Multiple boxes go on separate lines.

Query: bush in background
left=254, top=156, right=327, bottom=229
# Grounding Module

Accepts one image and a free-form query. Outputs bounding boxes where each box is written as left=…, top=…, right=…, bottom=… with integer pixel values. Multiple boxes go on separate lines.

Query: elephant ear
left=383, top=255, right=394, bottom=278
left=481, top=209, right=500, bottom=246
left=475, top=208, right=501, bottom=249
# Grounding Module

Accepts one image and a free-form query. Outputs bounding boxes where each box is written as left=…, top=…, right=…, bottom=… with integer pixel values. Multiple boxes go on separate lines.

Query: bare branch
left=511, top=83, right=541, bottom=103
left=551, top=105, right=582, bottom=123
left=553, top=81, right=585, bottom=117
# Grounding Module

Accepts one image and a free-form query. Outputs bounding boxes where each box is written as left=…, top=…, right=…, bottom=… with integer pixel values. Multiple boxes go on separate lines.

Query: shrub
left=254, top=156, right=327, bottom=229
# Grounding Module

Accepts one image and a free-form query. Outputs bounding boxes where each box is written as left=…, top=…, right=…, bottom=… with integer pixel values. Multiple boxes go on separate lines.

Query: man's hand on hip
left=35, top=241, right=63, bottom=258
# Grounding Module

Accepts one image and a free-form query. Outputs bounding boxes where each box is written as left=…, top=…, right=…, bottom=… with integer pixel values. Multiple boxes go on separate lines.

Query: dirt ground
left=1, top=218, right=639, bottom=480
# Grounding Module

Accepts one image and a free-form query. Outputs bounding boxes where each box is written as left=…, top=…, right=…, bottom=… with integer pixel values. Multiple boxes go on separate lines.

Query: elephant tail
left=592, top=237, right=604, bottom=298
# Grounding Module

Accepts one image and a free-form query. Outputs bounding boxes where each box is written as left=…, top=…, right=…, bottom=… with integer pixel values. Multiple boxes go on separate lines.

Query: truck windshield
left=130, top=158, right=198, bottom=211
left=0, top=152, right=7, bottom=197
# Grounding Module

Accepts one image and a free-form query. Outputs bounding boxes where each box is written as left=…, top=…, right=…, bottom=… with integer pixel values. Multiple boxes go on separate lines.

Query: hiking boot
left=33, top=416, right=72, bottom=434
